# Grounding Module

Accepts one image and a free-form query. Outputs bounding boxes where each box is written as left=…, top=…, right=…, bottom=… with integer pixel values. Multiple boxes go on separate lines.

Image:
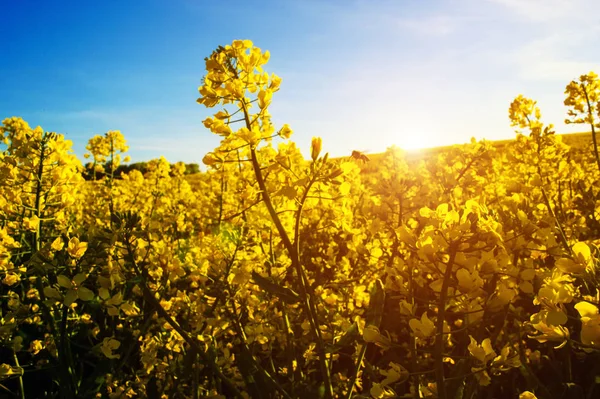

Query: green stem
left=541, top=188, right=571, bottom=255
left=242, top=101, right=334, bottom=398
left=32, top=134, right=72, bottom=395
left=226, top=302, right=294, bottom=399
left=124, top=236, right=244, bottom=399
left=13, top=351, right=25, bottom=399
left=33, top=133, right=48, bottom=252
left=582, top=86, right=600, bottom=174
left=407, top=250, right=420, bottom=399
left=59, top=305, right=77, bottom=398
left=434, top=247, right=457, bottom=399
left=345, top=343, right=367, bottom=399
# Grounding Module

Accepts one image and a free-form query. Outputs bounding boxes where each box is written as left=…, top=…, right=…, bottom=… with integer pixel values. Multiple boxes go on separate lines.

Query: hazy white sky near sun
left=1, top=0, right=599, bottom=163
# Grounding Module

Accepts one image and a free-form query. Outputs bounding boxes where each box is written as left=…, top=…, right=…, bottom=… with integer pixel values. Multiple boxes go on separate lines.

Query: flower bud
left=202, top=153, right=219, bottom=166
left=278, top=124, right=293, bottom=139
left=310, top=137, right=322, bottom=161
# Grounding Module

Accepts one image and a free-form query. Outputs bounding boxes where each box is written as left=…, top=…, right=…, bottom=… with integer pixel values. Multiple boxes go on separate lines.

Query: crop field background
left=2, top=39, right=600, bottom=399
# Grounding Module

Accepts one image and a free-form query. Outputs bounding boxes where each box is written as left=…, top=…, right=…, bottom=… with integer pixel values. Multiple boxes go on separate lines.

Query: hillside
left=344, top=131, right=595, bottom=173
left=367, top=131, right=593, bottom=163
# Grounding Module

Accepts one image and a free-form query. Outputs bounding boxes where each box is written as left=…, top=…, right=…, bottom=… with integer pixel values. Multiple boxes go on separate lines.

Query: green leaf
left=43, top=286, right=61, bottom=299
left=365, top=279, right=385, bottom=328
left=251, top=271, right=301, bottom=304
left=294, top=177, right=309, bottom=187
left=276, top=185, right=297, bottom=200
left=214, top=223, right=241, bottom=244
left=98, top=287, right=110, bottom=300
left=237, top=349, right=266, bottom=399
left=64, top=290, right=78, bottom=307
left=73, top=273, right=87, bottom=286
left=78, top=287, right=95, bottom=301
left=326, top=321, right=359, bottom=354
left=57, top=275, right=72, bottom=289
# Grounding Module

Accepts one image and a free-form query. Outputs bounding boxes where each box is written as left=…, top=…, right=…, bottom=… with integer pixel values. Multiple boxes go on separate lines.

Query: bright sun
left=399, top=134, right=431, bottom=151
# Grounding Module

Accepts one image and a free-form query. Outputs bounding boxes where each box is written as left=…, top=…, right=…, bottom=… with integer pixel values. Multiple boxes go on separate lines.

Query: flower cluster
left=0, top=41, right=599, bottom=399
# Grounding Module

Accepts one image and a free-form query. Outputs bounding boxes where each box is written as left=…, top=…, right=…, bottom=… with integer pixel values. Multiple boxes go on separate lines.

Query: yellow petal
left=519, top=391, right=538, bottom=399
left=555, top=258, right=585, bottom=274
left=546, top=310, right=568, bottom=326
left=575, top=301, right=598, bottom=318
left=363, top=325, right=380, bottom=343
left=51, top=237, right=64, bottom=251
left=573, top=242, right=591, bottom=267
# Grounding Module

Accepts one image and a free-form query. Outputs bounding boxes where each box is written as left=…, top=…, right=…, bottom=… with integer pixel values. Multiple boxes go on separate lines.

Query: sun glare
left=398, top=134, right=432, bottom=152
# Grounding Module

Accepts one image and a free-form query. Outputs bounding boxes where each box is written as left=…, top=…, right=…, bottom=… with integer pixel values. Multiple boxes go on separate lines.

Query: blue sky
left=1, top=0, right=599, bottom=164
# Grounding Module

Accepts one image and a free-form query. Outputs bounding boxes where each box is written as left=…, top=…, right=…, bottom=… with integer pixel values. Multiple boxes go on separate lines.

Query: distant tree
left=184, top=163, right=200, bottom=174
left=83, top=162, right=104, bottom=180
left=83, top=160, right=200, bottom=180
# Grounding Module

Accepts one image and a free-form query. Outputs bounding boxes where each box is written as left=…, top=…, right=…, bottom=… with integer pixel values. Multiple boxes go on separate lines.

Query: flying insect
left=350, top=150, right=370, bottom=163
